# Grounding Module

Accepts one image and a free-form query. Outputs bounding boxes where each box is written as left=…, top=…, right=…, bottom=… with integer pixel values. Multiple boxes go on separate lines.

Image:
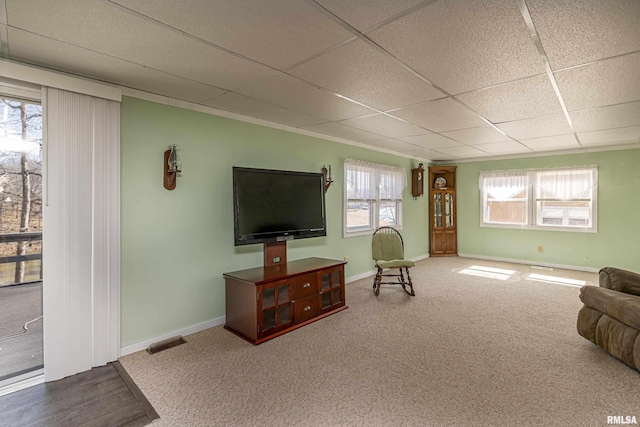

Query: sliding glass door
left=0, top=97, right=43, bottom=384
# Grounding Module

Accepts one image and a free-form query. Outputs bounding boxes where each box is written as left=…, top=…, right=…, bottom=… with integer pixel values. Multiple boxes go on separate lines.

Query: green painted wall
left=121, top=97, right=429, bottom=346
left=455, top=148, right=640, bottom=271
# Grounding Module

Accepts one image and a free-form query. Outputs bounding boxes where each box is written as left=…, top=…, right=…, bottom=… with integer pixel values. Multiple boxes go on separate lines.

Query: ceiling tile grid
left=7, top=27, right=227, bottom=103
left=519, top=134, right=581, bottom=151
left=301, top=121, right=384, bottom=142
left=527, top=0, right=640, bottom=70
left=569, top=101, right=640, bottom=133
left=1, top=0, right=638, bottom=162
left=496, top=114, right=574, bottom=140
left=456, top=74, right=564, bottom=123
left=203, top=93, right=326, bottom=128
left=397, top=133, right=463, bottom=149
left=578, top=126, right=640, bottom=146
left=110, top=0, right=354, bottom=69
left=7, top=0, right=275, bottom=90
left=554, top=52, right=640, bottom=112
left=314, top=0, right=426, bottom=32
left=338, top=113, right=429, bottom=139
left=289, top=38, right=445, bottom=111
left=368, top=0, right=545, bottom=95
left=391, top=98, right=488, bottom=133
left=237, top=73, right=376, bottom=122
left=440, top=126, right=512, bottom=145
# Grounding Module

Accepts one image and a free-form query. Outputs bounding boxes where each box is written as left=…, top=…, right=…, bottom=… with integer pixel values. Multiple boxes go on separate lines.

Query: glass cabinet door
left=320, top=268, right=343, bottom=311
left=261, top=282, right=292, bottom=334
left=433, top=192, right=443, bottom=228
left=445, top=191, right=454, bottom=228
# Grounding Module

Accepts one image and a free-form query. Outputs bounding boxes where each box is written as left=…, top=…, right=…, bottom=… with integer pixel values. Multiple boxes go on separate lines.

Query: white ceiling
left=2, top=0, right=639, bottom=162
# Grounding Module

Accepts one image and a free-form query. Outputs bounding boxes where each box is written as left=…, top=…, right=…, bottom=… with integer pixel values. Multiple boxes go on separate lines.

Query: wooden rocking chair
left=371, top=226, right=415, bottom=296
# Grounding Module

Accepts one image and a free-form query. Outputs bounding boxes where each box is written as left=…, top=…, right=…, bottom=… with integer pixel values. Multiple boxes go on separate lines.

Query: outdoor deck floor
left=0, top=282, right=43, bottom=381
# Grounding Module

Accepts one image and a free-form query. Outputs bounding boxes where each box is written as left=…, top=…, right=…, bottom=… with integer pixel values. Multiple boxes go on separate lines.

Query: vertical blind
left=43, top=88, right=120, bottom=381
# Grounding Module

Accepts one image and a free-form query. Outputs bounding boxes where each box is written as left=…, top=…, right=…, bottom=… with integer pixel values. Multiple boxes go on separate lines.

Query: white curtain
left=345, top=159, right=406, bottom=201
left=482, top=171, right=528, bottom=201
left=345, top=159, right=377, bottom=202
left=43, top=88, right=120, bottom=381
left=535, top=168, right=595, bottom=201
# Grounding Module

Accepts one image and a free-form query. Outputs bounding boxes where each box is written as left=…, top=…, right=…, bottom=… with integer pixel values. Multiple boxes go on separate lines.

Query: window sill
left=480, top=223, right=597, bottom=233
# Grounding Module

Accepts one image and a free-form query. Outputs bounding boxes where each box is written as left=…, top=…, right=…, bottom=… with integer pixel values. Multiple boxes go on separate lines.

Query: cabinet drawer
left=295, top=294, right=320, bottom=324
left=294, top=273, right=318, bottom=299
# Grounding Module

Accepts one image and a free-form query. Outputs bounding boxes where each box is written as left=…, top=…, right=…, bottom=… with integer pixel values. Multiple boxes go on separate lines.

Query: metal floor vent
left=146, top=336, right=187, bottom=354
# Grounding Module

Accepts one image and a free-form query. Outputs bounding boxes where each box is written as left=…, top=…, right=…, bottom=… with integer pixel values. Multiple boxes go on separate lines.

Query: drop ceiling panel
left=496, top=114, right=573, bottom=140
left=578, top=126, right=640, bottom=146
left=456, top=74, right=564, bottom=123
left=203, top=93, right=326, bottom=128
left=555, top=52, right=640, bottom=111
left=364, top=138, right=423, bottom=152
left=570, top=101, right=640, bottom=133
left=391, top=98, right=487, bottom=132
left=6, top=0, right=275, bottom=90
left=301, top=122, right=383, bottom=142
left=397, top=133, right=462, bottom=149
left=7, top=28, right=225, bottom=103
left=369, top=0, right=544, bottom=94
left=314, top=0, right=426, bottom=32
left=527, top=0, right=640, bottom=70
left=520, top=134, right=580, bottom=150
left=237, top=74, right=376, bottom=122
left=339, top=113, right=428, bottom=138
left=440, top=126, right=511, bottom=145
left=400, top=147, right=440, bottom=160
left=470, top=141, right=531, bottom=155
left=111, top=0, right=353, bottom=69
left=431, top=145, right=492, bottom=159
left=289, top=39, right=445, bottom=111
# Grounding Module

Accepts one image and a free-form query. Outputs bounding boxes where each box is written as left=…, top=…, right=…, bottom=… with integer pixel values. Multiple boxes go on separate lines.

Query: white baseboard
left=345, top=253, right=429, bottom=284
left=411, top=253, right=430, bottom=263
left=122, top=256, right=431, bottom=356
left=346, top=269, right=377, bottom=283
left=457, top=253, right=600, bottom=273
left=120, top=315, right=226, bottom=357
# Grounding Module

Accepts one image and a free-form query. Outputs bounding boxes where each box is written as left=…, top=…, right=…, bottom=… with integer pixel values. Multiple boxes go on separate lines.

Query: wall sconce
left=322, top=165, right=333, bottom=193
left=163, top=145, right=181, bottom=190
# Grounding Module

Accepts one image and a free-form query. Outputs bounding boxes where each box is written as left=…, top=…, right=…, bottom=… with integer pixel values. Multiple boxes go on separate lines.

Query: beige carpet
left=120, top=257, right=640, bottom=426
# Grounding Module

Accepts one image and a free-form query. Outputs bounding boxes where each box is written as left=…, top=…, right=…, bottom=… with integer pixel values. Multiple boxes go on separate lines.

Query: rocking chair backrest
left=372, top=227, right=405, bottom=261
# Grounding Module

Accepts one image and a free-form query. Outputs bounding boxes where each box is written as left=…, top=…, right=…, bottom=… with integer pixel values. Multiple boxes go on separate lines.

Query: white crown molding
left=0, top=59, right=121, bottom=101
left=120, top=86, right=430, bottom=162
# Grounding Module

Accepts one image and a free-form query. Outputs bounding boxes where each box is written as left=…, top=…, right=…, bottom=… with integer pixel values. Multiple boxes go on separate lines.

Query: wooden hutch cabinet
left=224, top=257, right=347, bottom=345
left=429, top=166, right=457, bottom=256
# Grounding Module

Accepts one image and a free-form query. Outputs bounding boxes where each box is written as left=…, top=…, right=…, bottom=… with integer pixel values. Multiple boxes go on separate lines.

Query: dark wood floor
left=0, top=361, right=158, bottom=427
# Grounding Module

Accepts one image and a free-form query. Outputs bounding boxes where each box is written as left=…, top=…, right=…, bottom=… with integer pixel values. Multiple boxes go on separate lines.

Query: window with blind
left=344, top=159, right=406, bottom=236
left=480, top=166, right=597, bottom=232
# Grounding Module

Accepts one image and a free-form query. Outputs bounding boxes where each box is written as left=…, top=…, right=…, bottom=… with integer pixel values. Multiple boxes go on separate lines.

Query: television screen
left=233, top=167, right=327, bottom=246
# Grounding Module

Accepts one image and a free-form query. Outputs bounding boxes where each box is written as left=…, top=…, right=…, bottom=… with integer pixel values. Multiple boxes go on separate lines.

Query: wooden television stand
left=223, top=255, right=347, bottom=345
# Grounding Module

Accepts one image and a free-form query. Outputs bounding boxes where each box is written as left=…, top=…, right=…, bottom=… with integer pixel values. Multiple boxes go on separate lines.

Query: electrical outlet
left=537, top=245, right=544, bottom=253
left=344, top=256, right=349, bottom=262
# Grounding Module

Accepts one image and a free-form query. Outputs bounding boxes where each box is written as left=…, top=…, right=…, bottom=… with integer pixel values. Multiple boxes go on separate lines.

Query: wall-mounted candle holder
left=163, top=145, right=181, bottom=190
left=322, top=165, right=333, bottom=193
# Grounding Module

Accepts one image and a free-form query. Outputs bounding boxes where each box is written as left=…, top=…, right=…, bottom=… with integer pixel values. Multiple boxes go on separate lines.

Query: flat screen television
left=233, top=167, right=327, bottom=246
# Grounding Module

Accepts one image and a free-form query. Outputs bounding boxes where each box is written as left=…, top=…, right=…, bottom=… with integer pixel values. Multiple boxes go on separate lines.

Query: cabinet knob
left=303, top=306, right=311, bottom=311
left=303, top=283, right=311, bottom=288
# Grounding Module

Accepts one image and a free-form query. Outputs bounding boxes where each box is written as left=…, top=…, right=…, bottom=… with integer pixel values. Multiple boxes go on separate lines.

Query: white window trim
left=480, top=166, right=598, bottom=233
left=343, top=159, right=406, bottom=237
